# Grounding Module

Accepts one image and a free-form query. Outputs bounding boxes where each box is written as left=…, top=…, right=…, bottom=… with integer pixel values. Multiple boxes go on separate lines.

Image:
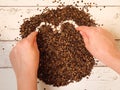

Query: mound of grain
left=20, top=5, right=95, bottom=87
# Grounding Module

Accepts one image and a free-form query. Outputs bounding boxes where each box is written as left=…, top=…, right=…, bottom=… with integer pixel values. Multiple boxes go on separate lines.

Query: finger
left=76, top=26, right=90, bottom=32
left=76, top=26, right=92, bottom=37
left=27, top=31, right=38, bottom=44
left=80, top=31, right=89, bottom=48
left=34, top=40, right=38, bottom=49
left=76, top=26, right=98, bottom=33
left=77, top=26, right=99, bottom=38
left=34, top=41, right=40, bottom=55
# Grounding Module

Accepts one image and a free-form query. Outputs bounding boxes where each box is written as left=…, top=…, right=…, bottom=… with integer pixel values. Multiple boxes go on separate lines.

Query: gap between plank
left=0, top=39, right=120, bottom=42
left=0, top=39, right=120, bottom=43
left=0, top=66, right=107, bottom=69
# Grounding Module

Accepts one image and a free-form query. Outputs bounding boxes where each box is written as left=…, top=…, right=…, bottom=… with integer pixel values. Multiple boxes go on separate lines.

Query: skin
left=9, top=32, right=39, bottom=90
left=76, top=26, right=120, bottom=74
left=9, top=26, right=120, bottom=90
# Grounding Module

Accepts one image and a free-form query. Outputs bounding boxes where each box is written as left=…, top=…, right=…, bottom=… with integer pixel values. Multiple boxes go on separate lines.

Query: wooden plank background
left=0, top=0, right=120, bottom=90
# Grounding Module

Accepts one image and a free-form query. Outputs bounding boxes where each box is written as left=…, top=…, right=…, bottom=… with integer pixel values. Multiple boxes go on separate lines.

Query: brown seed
left=4, top=26, right=7, bottom=28
left=2, top=48, right=4, bottom=50
left=12, top=44, right=14, bottom=47
left=20, top=5, right=95, bottom=87
left=37, top=8, right=39, bottom=10
left=103, top=6, right=106, bottom=8
left=101, top=24, right=104, bottom=26
left=81, top=0, right=83, bottom=3
left=77, top=1, right=79, bottom=3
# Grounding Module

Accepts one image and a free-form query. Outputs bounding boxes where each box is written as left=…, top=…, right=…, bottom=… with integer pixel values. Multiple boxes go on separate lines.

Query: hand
left=76, top=26, right=120, bottom=74
left=9, top=31, right=39, bottom=90
left=76, top=26, right=119, bottom=61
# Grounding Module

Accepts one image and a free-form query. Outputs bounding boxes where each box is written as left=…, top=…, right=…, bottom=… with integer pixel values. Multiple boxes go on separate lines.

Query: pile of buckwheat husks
left=20, top=5, right=95, bottom=87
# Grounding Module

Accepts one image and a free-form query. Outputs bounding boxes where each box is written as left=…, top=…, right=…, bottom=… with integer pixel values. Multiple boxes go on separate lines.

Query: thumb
left=27, top=31, right=38, bottom=45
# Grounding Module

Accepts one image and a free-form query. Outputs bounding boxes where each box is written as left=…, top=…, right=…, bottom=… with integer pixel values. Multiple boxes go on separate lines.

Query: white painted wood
left=0, top=41, right=120, bottom=67
left=0, top=68, right=17, bottom=90
left=0, top=67, right=119, bottom=90
left=106, top=77, right=120, bottom=90
left=0, top=7, right=120, bottom=40
left=0, top=0, right=70, bottom=6
left=69, top=0, right=120, bottom=6
left=0, top=0, right=120, bottom=89
left=0, top=68, right=40, bottom=90
left=88, top=7, right=120, bottom=39
left=0, top=41, right=14, bottom=67
left=0, top=0, right=120, bottom=6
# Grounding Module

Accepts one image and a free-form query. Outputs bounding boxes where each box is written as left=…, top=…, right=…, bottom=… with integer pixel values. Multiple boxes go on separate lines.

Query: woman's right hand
left=76, top=26, right=120, bottom=74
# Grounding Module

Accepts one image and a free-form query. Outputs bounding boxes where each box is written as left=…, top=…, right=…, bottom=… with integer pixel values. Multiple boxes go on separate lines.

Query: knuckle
left=23, top=39, right=29, bottom=45
left=24, top=39, right=31, bottom=45
left=18, top=38, right=30, bottom=46
left=12, top=38, right=32, bottom=51
left=16, top=41, right=22, bottom=48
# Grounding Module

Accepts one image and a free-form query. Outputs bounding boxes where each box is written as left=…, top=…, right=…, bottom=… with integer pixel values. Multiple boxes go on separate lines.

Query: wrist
left=109, top=50, right=120, bottom=61
left=104, top=50, right=120, bottom=74
left=16, top=69, right=37, bottom=80
left=15, top=65, right=38, bottom=78
left=16, top=70, right=37, bottom=90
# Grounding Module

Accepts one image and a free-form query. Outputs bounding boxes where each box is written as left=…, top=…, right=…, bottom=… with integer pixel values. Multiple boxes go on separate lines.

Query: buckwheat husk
left=20, top=5, right=96, bottom=87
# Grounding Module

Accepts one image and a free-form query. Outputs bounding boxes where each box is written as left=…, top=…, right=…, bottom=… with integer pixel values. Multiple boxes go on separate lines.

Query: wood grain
left=0, top=7, right=120, bottom=40
left=0, top=0, right=120, bottom=90
left=0, top=0, right=120, bottom=6
left=0, top=41, right=120, bottom=67
left=0, top=67, right=119, bottom=90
